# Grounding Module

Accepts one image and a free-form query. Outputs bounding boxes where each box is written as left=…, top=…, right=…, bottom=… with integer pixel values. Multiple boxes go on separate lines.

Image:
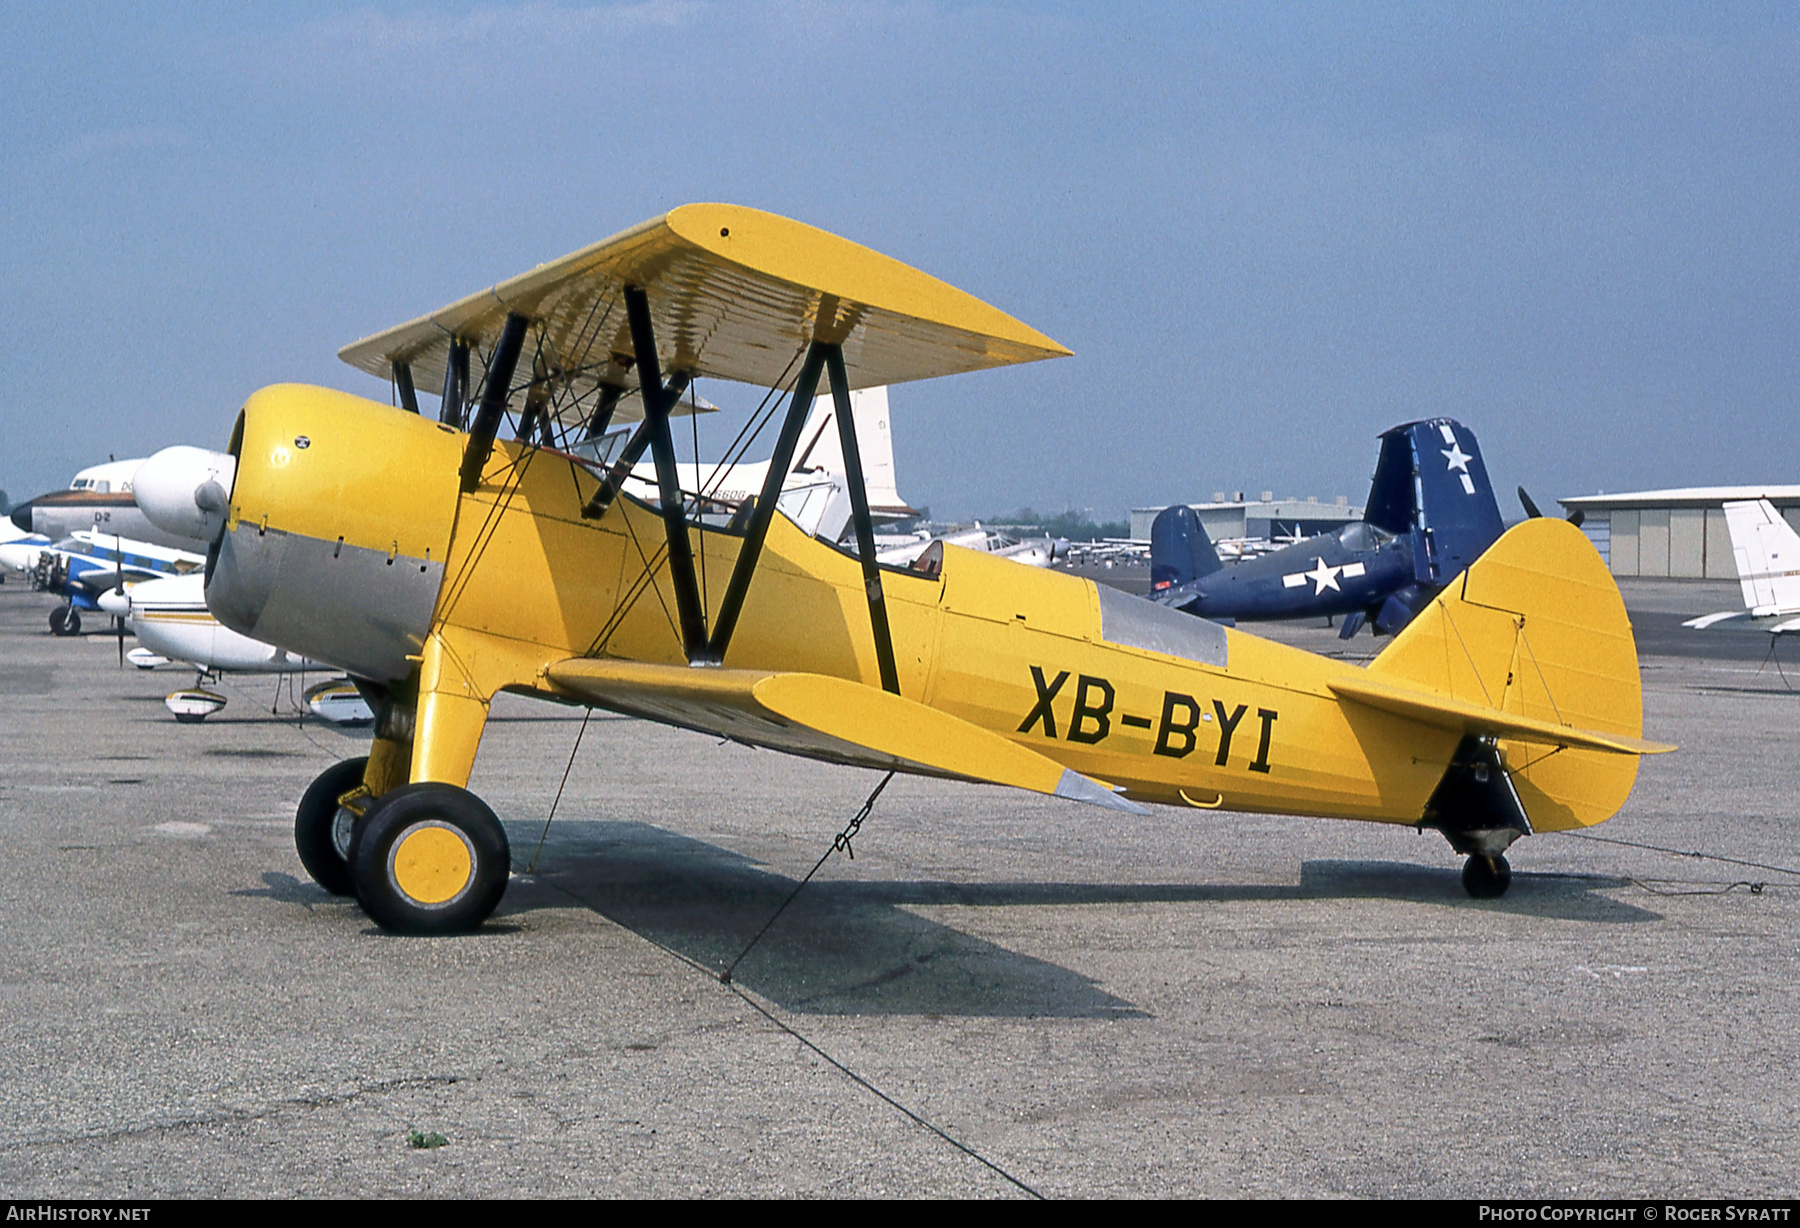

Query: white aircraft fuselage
left=111, top=573, right=330, bottom=673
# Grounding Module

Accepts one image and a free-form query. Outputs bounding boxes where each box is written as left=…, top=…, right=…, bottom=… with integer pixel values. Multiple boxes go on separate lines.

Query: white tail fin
left=788, top=387, right=914, bottom=519
left=1725, top=499, right=1800, bottom=615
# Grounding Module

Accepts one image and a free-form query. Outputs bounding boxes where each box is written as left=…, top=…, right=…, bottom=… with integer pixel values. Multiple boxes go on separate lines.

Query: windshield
left=1336, top=522, right=1393, bottom=552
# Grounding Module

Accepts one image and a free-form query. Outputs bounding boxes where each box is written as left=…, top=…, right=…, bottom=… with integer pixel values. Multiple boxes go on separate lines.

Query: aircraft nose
left=97, top=587, right=131, bottom=615
left=134, top=447, right=237, bottom=544
left=0, top=542, right=37, bottom=573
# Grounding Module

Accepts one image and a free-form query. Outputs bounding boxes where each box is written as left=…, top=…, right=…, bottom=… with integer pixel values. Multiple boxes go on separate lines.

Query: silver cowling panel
left=1095, top=584, right=1229, bottom=668
left=208, top=523, right=443, bottom=682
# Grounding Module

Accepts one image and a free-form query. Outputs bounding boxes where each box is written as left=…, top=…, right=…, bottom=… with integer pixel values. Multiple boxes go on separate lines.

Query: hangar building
left=1557, top=486, right=1800, bottom=579
left=1129, top=494, right=1361, bottom=544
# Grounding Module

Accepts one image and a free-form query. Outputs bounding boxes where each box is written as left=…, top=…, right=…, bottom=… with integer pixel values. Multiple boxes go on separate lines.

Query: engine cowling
left=198, top=384, right=463, bottom=682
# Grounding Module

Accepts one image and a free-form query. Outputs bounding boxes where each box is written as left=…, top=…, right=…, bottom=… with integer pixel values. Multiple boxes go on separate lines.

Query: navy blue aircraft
left=1149, top=419, right=1505, bottom=638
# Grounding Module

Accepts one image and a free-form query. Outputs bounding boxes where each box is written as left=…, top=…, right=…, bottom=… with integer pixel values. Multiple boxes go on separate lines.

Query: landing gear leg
left=343, top=634, right=506, bottom=932
left=1421, top=736, right=1531, bottom=902
left=49, top=604, right=80, bottom=636
left=1461, top=854, right=1512, bottom=899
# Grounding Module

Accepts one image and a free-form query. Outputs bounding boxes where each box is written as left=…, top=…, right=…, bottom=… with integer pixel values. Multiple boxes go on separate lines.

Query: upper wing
left=339, top=203, right=1070, bottom=422
left=545, top=658, right=1146, bottom=814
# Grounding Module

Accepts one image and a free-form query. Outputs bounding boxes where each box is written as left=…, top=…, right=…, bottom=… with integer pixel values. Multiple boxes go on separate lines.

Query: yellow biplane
left=135, top=204, right=1672, bottom=933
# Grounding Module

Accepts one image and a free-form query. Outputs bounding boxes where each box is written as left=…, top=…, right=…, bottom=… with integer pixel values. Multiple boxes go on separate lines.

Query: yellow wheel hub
left=390, top=823, right=475, bottom=906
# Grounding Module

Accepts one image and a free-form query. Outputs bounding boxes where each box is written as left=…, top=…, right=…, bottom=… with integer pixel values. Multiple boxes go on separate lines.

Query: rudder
left=1366, top=419, right=1505, bottom=587
left=1724, top=498, right=1800, bottom=615
left=1150, top=505, right=1224, bottom=591
left=1366, top=517, right=1647, bottom=831
left=789, top=386, right=914, bottom=519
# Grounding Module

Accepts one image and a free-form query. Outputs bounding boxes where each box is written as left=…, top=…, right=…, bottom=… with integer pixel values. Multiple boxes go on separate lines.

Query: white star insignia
left=1303, top=557, right=1343, bottom=594
left=1442, top=441, right=1472, bottom=473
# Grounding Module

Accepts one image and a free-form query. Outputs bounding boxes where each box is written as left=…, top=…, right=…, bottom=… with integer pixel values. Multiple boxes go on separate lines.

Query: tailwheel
left=348, top=783, right=510, bottom=935
left=295, top=756, right=370, bottom=897
left=1462, top=854, right=1512, bottom=899
left=49, top=604, right=80, bottom=636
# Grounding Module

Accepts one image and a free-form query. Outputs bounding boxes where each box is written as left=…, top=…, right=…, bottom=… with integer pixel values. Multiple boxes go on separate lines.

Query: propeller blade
left=1518, top=485, right=1585, bottom=528
left=115, top=534, right=125, bottom=667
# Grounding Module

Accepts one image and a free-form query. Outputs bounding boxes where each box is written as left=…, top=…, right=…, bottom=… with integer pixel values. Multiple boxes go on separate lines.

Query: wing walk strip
left=1327, top=674, right=1675, bottom=756
left=545, top=658, right=1149, bottom=813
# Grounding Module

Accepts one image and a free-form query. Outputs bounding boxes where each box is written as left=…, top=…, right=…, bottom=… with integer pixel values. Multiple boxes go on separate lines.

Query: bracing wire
left=720, top=771, right=894, bottom=985
left=527, top=708, right=591, bottom=875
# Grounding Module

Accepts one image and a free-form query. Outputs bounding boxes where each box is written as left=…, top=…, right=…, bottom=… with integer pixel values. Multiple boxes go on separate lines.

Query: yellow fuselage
left=212, top=384, right=1630, bottom=830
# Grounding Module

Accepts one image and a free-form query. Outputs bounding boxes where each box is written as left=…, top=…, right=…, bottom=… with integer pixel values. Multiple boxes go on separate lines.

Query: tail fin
left=789, top=386, right=915, bottom=519
left=1724, top=498, right=1800, bottom=615
left=1149, top=505, right=1223, bottom=591
left=1365, top=419, right=1505, bottom=585
left=1351, top=518, right=1667, bottom=832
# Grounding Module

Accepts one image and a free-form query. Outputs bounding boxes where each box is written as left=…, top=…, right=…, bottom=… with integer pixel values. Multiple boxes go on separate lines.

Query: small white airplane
left=875, top=524, right=1071, bottom=570
left=0, top=529, right=204, bottom=635
left=1682, top=498, right=1800, bottom=636
left=98, top=572, right=371, bottom=723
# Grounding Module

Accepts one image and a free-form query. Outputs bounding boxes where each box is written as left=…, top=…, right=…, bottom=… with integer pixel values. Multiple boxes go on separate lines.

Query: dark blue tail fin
left=1150, top=505, right=1224, bottom=591
left=1365, top=418, right=1504, bottom=585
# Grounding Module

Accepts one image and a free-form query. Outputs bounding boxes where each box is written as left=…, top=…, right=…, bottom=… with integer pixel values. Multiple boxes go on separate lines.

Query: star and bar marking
left=1281, top=558, right=1367, bottom=594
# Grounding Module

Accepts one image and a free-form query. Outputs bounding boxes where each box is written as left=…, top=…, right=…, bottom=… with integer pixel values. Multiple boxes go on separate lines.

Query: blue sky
left=3, top=3, right=1796, bottom=519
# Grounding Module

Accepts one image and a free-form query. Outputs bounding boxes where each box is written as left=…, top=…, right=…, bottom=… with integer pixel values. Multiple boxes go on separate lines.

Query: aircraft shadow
left=760, top=860, right=1660, bottom=924
left=498, top=825, right=1659, bottom=1018
left=1289, top=859, right=1660, bottom=922
left=502, top=820, right=1147, bottom=1020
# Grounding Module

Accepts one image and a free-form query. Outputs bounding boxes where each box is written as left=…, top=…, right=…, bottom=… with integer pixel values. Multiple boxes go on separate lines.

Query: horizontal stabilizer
left=1328, top=674, right=1675, bottom=756
left=1683, top=609, right=1800, bottom=635
left=546, top=658, right=1148, bottom=813
left=1683, top=610, right=1746, bottom=629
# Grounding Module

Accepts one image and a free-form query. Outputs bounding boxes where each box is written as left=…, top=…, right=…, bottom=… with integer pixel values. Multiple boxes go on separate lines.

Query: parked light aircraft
left=135, top=204, right=1670, bottom=934
left=1682, top=499, right=1800, bottom=636
left=1149, top=420, right=1506, bottom=637
left=876, top=526, right=1070, bottom=571
left=0, top=530, right=203, bottom=635
left=95, top=572, right=366, bottom=722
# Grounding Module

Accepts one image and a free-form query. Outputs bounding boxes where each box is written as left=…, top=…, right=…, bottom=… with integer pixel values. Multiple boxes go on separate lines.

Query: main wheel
left=348, top=783, right=510, bottom=935
left=1462, top=854, right=1512, bottom=899
left=295, top=756, right=370, bottom=896
left=49, top=605, right=80, bottom=636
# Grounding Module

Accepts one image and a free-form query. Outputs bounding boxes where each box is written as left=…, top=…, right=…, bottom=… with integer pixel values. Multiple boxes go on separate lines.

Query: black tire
left=295, top=756, right=370, bottom=896
left=1462, top=854, right=1512, bottom=899
left=49, top=605, right=80, bottom=636
left=348, top=783, right=510, bottom=935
